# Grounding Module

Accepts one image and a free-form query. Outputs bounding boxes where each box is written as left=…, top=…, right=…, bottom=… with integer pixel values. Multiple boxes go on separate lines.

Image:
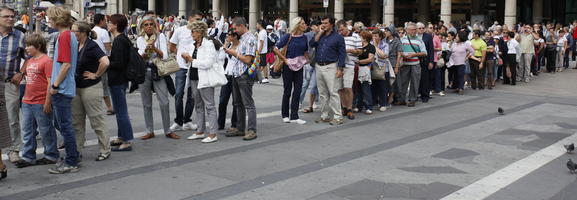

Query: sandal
left=107, top=110, right=116, bottom=115
left=95, top=152, right=111, bottom=161
left=303, top=107, right=313, bottom=113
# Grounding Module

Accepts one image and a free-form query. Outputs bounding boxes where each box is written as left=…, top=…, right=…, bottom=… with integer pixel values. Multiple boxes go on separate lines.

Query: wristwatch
left=52, top=84, right=59, bottom=90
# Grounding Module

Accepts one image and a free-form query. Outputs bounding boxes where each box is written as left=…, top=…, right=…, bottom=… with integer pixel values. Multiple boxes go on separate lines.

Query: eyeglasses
left=0, top=15, right=15, bottom=19
left=143, top=23, right=154, bottom=27
left=195, top=18, right=202, bottom=21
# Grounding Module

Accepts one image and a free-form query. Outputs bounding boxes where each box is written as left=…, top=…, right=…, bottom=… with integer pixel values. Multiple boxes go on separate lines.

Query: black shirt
left=189, top=46, right=199, bottom=81
left=108, top=34, right=131, bottom=86
left=358, top=44, right=375, bottom=66
left=76, top=39, right=106, bottom=88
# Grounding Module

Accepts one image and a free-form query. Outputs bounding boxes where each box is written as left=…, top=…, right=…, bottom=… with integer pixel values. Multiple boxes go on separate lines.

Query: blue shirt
left=51, top=31, right=78, bottom=97
left=0, top=29, right=25, bottom=79
left=310, top=29, right=346, bottom=68
left=276, top=34, right=308, bottom=59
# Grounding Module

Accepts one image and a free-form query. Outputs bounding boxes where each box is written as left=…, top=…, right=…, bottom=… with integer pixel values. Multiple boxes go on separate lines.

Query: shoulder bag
left=272, top=35, right=293, bottom=72
left=153, top=34, right=180, bottom=76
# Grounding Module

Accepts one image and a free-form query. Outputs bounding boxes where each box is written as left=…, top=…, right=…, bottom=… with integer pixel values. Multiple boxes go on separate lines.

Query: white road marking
left=440, top=131, right=577, bottom=200
left=2, top=110, right=281, bottom=161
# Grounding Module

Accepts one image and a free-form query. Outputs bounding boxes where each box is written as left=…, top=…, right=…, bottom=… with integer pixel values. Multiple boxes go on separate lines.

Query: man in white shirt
left=168, top=11, right=203, bottom=131
left=92, top=14, right=114, bottom=115
left=256, top=20, right=269, bottom=83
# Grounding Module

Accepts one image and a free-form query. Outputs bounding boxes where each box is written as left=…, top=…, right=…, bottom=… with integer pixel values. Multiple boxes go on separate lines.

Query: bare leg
left=104, top=96, right=113, bottom=112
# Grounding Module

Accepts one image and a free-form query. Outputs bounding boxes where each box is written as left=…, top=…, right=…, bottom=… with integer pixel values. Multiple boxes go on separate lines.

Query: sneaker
left=225, top=128, right=244, bottom=137
left=290, top=119, right=307, bottom=125
left=352, top=108, right=359, bottom=113
left=169, top=123, right=182, bottom=131
left=458, top=89, right=464, bottom=95
left=429, top=91, right=433, bottom=96
left=524, top=78, right=530, bottom=83
left=48, top=164, right=79, bottom=174
left=407, top=101, right=416, bottom=107
left=315, top=118, right=331, bottom=123
left=182, top=122, right=198, bottom=130
left=312, top=103, right=318, bottom=109
left=282, top=117, right=290, bottom=123
left=261, top=78, right=270, bottom=83
left=329, top=118, right=344, bottom=125
left=379, top=106, right=388, bottom=112
left=438, top=91, right=446, bottom=96
left=201, top=136, right=218, bottom=143
left=243, top=130, right=257, bottom=141
left=187, top=133, right=206, bottom=140
left=8, top=150, right=20, bottom=163
left=365, top=110, right=373, bottom=115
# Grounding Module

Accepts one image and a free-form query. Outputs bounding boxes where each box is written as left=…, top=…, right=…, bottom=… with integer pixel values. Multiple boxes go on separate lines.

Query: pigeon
left=497, top=107, right=504, bottom=115
left=565, top=143, right=575, bottom=153
left=568, top=159, right=577, bottom=174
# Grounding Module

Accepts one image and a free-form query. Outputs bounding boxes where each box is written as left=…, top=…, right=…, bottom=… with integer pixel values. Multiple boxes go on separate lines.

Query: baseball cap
left=266, top=25, right=273, bottom=30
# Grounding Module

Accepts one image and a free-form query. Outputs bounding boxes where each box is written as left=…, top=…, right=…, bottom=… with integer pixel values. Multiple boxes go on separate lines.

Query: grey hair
left=187, top=21, right=208, bottom=37
left=406, top=22, right=416, bottom=29
left=232, top=17, right=247, bottom=26
left=416, top=22, right=425, bottom=28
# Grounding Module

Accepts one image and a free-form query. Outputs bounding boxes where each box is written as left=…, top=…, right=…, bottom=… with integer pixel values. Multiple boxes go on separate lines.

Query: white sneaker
left=429, top=91, right=433, bottom=96
left=352, top=108, right=359, bottom=113
left=312, top=103, right=318, bottom=109
left=282, top=117, right=290, bottom=123
left=182, top=122, right=198, bottom=130
left=290, top=119, right=307, bottom=125
left=201, top=136, right=218, bottom=143
left=261, top=78, right=270, bottom=83
left=170, top=123, right=182, bottom=131
left=379, top=107, right=388, bottom=112
left=439, top=91, right=446, bottom=96
left=187, top=133, right=205, bottom=140
left=365, top=110, right=373, bottom=115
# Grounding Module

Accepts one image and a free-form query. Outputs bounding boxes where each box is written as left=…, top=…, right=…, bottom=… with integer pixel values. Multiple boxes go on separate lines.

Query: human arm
left=84, top=56, right=110, bottom=80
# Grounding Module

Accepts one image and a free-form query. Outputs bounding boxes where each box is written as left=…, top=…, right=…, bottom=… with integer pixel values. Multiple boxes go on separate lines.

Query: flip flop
left=107, top=110, right=115, bottom=115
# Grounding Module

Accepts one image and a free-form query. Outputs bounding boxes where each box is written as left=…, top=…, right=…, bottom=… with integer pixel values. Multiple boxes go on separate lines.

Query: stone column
left=335, top=0, right=344, bottom=20
left=532, top=0, right=543, bottom=23
left=440, top=0, right=451, bottom=24
left=148, top=0, right=155, bottom=12
left=249, top=0, right=258, bottom=31
left=504, top=0, right=516, bottom=28
left=383, top=0, right=394, bottom=26
left=178, top=0, right=186, bottom=17
left=212, top=0, right=220, bottom=18
left=289, top=0, right=298, bottom=22
left=107, top=0, right=118, bottom=14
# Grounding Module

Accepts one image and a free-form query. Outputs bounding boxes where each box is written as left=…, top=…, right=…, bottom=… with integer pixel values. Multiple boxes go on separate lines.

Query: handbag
left=371, top=62, right=387, bottom=80
left=272, top=35, right=293, bottom=72
left=206, top=61, right=228, bottom=87
left=436, top=57, right=445, bottom=68
left=152, top=37, right=180, bottom=76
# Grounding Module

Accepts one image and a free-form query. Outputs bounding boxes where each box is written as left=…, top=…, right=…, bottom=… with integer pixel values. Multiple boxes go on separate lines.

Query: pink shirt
left=449, top=42, right=474, bottom=66
left=433, top=35, right=442, bottom=62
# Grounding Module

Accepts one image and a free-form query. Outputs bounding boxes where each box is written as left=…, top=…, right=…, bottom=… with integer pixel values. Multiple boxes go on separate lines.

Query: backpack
left=126, top=43, right=146, bottom=84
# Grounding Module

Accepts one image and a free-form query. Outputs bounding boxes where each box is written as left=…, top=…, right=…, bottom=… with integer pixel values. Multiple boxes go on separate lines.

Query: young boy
left=14, top=33, right=59, bottom=168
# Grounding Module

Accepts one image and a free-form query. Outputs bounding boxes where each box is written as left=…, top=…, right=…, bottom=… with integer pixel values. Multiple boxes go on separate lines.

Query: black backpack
left=126, top=45, right=146, bottom=84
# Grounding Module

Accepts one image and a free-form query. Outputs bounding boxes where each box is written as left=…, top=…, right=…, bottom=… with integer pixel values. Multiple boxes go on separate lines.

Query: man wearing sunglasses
left=168, top=10, right=204, bottom=132
left=0, top=6, right=25, bottom=163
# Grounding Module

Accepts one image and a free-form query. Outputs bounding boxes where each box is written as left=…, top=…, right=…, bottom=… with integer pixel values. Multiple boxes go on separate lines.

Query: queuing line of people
left=1, top=5, right=576, bottom=179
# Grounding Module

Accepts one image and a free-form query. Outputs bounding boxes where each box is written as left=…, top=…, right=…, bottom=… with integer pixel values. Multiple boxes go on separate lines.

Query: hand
left=428, top=63, right=433, bottom=70
left=336, top=69, right=344, bottom=78
left=479, top=63, right=484, bottom=70
left=50, top=88, right=58, bottom=95
left=394, top=67, right=399, bottom=74
left=83, top=71, right=98, bottom=80
left=11, top=73, right=23, bottom=85
left=282, top=58, right=289, bottom=65
left=43, top=102, right=52, bottom=114
left=224, top=48, right=237, bottom=57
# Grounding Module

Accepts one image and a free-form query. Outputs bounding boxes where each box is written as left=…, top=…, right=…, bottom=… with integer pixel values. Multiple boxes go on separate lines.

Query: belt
left=317, top=61, right=335, bottom=66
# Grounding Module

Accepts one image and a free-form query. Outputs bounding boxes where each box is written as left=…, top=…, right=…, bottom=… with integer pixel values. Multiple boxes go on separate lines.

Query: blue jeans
left=433, top=67, right=446, bottom=92
left=299, top=64, right=319, bottom=104
left=355, top=81, right=373, bottom=110
left=21, top=103, right=59, bottom=163
left=453, top=65, right=465, bottom=90
left=109, top=83, right=134, bottom=141
left=371, top=77, right=389, bottom=107
left=52, top=93, right=79, bottom=166
left=174, top=68, right=194, bottom=125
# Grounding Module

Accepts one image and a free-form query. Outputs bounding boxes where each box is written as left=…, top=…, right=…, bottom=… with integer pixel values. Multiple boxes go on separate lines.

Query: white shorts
left=336, top=67, right=354, bottom=89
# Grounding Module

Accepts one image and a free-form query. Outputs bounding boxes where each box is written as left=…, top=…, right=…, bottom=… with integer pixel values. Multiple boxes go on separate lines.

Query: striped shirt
left=231, top=32, right=257, bottom=77
left=400, top=35, right=427, bottom=66
left=0, top=29, right=25, bottom=79
left=344, top=33, right=362, bottom=68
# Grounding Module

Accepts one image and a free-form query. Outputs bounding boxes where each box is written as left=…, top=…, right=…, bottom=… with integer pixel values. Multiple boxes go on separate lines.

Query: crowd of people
left=0, top=5, right=576, bottom=179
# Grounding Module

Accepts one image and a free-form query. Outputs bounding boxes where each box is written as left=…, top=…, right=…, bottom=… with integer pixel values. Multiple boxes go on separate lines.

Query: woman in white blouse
left=185, top=21, right=222, bottom=143
left=137, top=17, right=181, bottom=140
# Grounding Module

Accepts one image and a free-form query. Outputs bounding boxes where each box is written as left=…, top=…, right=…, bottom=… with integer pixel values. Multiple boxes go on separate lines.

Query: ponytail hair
left=73, top=20, right=98, bottom=40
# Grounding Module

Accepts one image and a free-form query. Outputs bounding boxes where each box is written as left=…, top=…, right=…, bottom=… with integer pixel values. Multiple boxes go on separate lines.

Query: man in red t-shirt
left=15, top=34, right=59, bottom=168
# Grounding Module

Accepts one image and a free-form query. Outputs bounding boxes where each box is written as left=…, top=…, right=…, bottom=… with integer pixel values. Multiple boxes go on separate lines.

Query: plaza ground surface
left=2, top=68, right=577, bottom=200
